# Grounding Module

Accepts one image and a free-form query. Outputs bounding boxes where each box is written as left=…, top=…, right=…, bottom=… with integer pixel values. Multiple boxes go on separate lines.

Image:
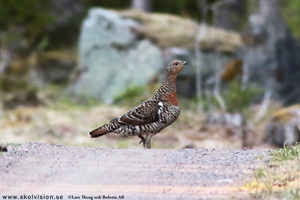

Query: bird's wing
left=118, top=99, right=161, bottom=126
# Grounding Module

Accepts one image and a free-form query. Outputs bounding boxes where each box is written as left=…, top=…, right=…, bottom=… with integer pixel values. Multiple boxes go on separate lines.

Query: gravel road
left=0, top=143, right=269, bottom=199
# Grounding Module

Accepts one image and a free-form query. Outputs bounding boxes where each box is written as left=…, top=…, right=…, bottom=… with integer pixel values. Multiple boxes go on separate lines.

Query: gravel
left=0, top=143, right=270, bottom=199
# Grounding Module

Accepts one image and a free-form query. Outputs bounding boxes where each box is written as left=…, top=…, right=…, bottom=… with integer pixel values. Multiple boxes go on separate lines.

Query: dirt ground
left=0, top=143, right=270, bottom=200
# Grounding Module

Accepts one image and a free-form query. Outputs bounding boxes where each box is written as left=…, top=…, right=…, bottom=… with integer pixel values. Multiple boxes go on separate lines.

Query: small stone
left=0, top=146, right=7, bottom=152
left=218, top=179, right=233, bottom=183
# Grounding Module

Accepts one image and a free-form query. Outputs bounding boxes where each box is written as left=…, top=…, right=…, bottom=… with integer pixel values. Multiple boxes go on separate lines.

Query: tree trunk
left=212, top=0, right=246, bottom=31
left=244, top=0, right=300, bottom=104
left=259, top=0, right=280, bottom=19
left=132, top=0, right=152, bottom=12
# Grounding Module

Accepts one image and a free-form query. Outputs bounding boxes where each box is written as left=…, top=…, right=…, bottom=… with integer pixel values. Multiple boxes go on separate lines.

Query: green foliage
left=0, top=75, right=40, bottom=109
left=222, top=81, right=262, bottom=113
left=196, top=95, right=219, bottom=112
left=0, top=1, right=53, bottom=27
left=0, top=0, right=54, bottom=49
left=194, top=81, right=262, bottom=113
left=271, top=143, right=300, bottom=162
left=281, top=0, right=300, bottom=39
left=255, top=168, right=265, bottom=179
left=44, top=84, right=100, bottom=110
left=113, top=85, right=154, bottom=106
left=0, top=75, right=28, bottom=92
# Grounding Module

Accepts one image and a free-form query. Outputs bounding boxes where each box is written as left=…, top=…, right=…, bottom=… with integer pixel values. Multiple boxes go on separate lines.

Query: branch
left=0, top=44, right=10, bottom=75
left=253, top=90, right=272, bottom=123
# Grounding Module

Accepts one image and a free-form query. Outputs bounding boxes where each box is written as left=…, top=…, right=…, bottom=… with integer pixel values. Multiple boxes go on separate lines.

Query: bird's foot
left=138, top=135, right=146, bottom=147
left=145, top=143, right=151, bottom=149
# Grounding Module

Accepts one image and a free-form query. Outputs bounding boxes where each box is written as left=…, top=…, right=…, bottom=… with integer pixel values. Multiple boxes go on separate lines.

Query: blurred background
left=1, top=0, right=300, bottom=149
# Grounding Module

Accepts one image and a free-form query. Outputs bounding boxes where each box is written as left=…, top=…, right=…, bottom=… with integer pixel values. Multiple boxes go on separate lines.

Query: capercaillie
left=89, top=60, right=187, bottom=149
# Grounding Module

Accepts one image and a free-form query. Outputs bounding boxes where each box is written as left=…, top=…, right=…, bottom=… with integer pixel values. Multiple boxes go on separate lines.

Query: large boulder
left=72, top=8, right=163, bottom=103
left=265, top=105, right=300, bottom=146
left=118, top=9, right=242, bottom=52
left=72, top=8, right=242, bottom=102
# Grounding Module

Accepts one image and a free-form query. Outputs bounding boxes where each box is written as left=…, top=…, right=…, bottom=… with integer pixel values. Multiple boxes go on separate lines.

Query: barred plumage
left=89, top=60, right=187, bottom=148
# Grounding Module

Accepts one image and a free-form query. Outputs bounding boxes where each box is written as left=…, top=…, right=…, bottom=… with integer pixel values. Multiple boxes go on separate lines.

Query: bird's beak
left=183, top=61, right=188, bottom=65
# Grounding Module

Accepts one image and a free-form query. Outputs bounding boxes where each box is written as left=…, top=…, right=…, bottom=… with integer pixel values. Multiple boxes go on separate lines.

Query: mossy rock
left=118, top=9, right=242, bottom=53
left=271, top=104, right=300, bottom=123
left=265, top=104, right=300, bottom=147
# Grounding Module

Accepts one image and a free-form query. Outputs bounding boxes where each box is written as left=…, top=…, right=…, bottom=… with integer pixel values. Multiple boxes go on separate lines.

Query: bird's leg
left=138, top=135, right=146, bottom=147
left=145, top=134, right=153, bottom=149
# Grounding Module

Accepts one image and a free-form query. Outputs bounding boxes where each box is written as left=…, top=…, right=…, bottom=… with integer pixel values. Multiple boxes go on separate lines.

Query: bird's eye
left=174, top=62, right=179, bottom=66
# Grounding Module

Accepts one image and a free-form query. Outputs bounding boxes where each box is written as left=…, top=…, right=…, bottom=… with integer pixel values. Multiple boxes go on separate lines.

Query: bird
left=89, top=60, right=187, bottom=149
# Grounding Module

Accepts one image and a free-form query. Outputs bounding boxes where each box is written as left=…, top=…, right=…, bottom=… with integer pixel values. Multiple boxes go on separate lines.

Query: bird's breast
left=166, top=92, right=179, bottom=106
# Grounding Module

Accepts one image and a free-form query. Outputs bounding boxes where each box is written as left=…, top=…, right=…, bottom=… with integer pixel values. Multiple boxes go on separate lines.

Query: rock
left=72, top=8, right=163, bottom=103
left=72, top=8, right=243, bottom=102
left=0, top=145, right=7, bottom=152
left=265, top=122, right=300, bottom=147
left=243, top=0, right=300, bottom=104
left=118, top=9, right=242, bottom=53
left=205, top=112, right=244, bottom=127
left=264, top=104, right=300, bottom=146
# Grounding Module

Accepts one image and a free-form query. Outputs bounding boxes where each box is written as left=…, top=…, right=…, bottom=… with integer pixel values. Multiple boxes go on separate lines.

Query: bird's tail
left=89, top=118, right=121, bottom=138
left=89, top=125, right=110, bottom=138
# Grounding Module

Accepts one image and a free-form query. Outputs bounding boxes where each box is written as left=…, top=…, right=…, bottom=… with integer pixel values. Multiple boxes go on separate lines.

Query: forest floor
left=0, top=103, right=272, bottom=150
left=0, top=143, right=270, bottom=199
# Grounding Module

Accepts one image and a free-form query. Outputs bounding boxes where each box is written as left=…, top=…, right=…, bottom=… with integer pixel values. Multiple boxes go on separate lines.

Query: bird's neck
left=153, top=72, right=179, bottom=106
left=162, top=72, right=177, bottom=92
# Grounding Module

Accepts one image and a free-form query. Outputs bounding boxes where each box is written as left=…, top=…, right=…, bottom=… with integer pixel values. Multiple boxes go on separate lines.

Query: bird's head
left=167, top=60, right=188, bottom=75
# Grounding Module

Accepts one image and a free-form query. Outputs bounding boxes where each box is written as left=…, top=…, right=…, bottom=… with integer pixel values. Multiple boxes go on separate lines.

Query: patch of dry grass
left=245, top=144, right=300, bottom=199
left=0, top=103, right=201, bottom=149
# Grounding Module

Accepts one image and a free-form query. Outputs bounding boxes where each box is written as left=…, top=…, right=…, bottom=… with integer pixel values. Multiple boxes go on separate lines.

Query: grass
left=245, top=143, right=300, bottom=199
